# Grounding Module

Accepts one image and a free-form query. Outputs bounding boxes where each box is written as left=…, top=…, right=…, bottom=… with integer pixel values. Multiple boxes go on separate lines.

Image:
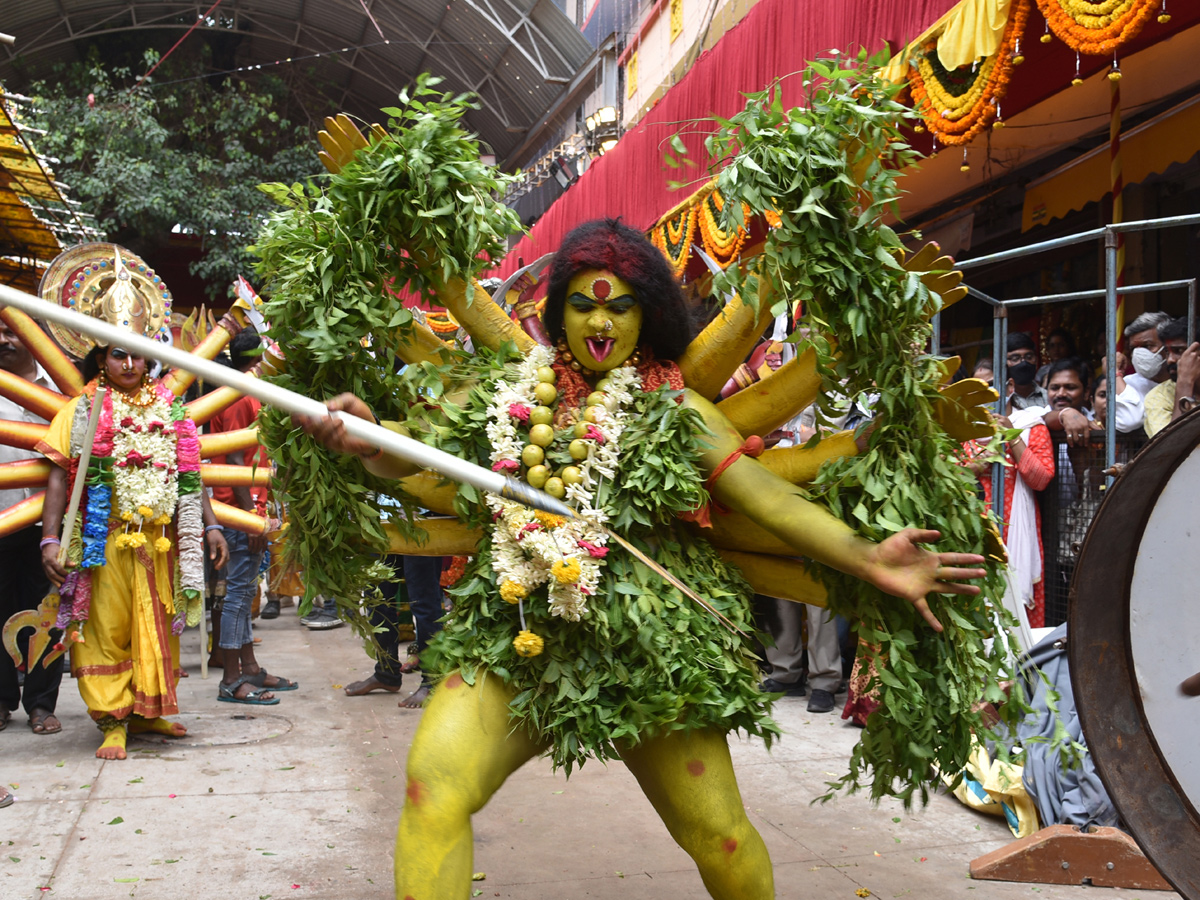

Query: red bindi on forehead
left=592, top=278, right=611, bottom=300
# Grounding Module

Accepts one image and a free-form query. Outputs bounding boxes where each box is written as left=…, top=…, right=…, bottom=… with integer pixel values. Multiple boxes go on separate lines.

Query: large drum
left=1072, top=410, right=1200, bottom=899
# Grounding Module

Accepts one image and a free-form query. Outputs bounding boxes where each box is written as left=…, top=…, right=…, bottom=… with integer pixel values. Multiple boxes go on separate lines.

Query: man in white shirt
left=1122, top=311, right=1172, bottom=400
left=0, top=320, right=64, bottom=735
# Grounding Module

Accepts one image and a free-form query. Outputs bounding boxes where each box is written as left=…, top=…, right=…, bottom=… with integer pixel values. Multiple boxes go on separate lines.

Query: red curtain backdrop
left=493, top=0, right=960, bottom=277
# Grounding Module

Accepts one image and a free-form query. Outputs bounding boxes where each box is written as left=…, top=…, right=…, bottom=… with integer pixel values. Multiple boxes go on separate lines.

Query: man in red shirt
left=208, top=328, right=297, bottom=704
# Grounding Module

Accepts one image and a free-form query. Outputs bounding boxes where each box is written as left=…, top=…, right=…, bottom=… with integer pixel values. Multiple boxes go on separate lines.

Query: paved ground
left=1, top=606, right=1180, bottom=900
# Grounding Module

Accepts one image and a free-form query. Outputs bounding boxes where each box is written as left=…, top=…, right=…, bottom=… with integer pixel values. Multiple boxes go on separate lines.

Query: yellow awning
left=1021, top=94, right=1200, bottom=232
left=0, top=84, right=65, bottom=263
left=883, top=0, right=1013, bottom=82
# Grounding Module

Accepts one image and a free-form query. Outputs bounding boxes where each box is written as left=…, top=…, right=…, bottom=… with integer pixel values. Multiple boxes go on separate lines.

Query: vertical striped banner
left=1110, top=76, right=1126, bottom=341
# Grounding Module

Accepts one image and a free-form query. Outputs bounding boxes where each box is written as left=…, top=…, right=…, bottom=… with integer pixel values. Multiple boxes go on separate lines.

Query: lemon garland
left=484, top=345, right=640, bottom=654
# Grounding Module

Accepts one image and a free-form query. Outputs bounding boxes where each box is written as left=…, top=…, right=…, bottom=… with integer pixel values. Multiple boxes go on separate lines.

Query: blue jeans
left=219, top=530, right=263, bottom=650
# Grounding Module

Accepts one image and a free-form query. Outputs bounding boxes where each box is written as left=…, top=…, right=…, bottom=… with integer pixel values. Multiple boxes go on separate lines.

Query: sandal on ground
left=0, top=707, right=11, bottom=732
left=245, top=670, right=298, bottom=691
left=0, top=787, right=13, bottom=809
left=29, top=708, right=62, bottom=735
left=218, top=677, right=280, bottom=706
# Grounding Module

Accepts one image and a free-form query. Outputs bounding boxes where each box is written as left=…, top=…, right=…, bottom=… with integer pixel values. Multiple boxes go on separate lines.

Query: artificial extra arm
left=684, top=390, right=876, bottom=584
left=683, top=389, right=983, bottom=621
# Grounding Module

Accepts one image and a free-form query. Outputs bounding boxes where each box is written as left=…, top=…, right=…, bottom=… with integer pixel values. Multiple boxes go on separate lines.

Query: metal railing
left=941, top=213, right=1200, bottom=508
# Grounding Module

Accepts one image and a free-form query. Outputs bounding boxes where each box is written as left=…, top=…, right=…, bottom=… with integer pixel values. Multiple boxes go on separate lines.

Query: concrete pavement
left=0, top=606, right=1178, bottom=899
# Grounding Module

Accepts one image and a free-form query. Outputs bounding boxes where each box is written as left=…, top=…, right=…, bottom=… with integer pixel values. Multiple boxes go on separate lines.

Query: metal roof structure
left=0, top=85, right=102, bottom=292
left=0, top=0, right=594, bottom=165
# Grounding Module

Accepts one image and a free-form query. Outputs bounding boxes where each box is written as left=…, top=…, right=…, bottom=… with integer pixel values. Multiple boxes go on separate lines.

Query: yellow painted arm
left=430, top=276, right=534, bottom=354
left=716, top=345, right=820, bottom=437
left=0, top=368, right=69, bottom=421
left=399, top=471, right=458, bottom=516
left=386, top=518, right=483, bottom=555
left=676, top=281, right=776, bottom=400
left=685, top=389, right=874, bottom=582
left=186, top=385, right=243, bottom=427
left=0, top=459, right=51, bottom=490
left=198, top=427, right=259, bottom=459
left=210, top=498, right=267, bottom=535
left=715, top=550, right=828, bottom=607
left=758, top=431, right=859, bottom=484
left=0, top=307, right=84, bottom=395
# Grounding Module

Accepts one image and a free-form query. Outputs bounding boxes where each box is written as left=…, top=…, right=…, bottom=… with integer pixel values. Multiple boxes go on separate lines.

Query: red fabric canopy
left=493, top=0, right=959, bottom=277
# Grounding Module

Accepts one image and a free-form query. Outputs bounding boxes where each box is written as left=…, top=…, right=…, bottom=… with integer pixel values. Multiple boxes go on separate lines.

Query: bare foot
left=129, top=717, right=187, bottom=737
left=96, top=726, right=127, bottom=760
left=398, top=684, right=431, bottom=709
left=344, top=674, right=402, bottom=696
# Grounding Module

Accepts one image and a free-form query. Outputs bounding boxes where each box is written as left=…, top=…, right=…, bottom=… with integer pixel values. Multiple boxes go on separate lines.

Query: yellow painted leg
left=395, top=670, right=547, bottom=900
left=96, top=722, right=128, bottom=760
left=618, top=728, right=774, bottom=900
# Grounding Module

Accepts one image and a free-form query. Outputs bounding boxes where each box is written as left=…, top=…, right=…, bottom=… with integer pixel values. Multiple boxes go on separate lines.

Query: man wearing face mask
left=1123, top=311, right=1172, bottom=399
left=1005, top=333, right=1050, bottom=411
left=1144, top=317, right=1200, bottom=438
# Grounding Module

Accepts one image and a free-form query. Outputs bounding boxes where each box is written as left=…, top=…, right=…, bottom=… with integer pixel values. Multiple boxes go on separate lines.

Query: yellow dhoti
left=70, top=530, right=180, bottom=722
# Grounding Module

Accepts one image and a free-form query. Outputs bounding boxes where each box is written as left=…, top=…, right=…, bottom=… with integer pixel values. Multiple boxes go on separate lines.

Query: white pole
left=0, top=283, right=577, bottom=518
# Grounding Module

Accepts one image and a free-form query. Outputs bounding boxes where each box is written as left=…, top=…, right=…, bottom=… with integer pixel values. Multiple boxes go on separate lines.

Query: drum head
left=1071, top=410, right=1200, bottom=899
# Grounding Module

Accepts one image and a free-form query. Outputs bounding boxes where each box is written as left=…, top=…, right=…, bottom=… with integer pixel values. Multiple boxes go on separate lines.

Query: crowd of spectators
left=965, top=312, right=1200, bottom=624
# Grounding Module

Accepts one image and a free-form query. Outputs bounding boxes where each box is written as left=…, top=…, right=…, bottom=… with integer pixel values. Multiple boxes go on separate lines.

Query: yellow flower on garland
left=534, top=511, right=566, bottom=530
left=137, top=505, right=155, bottom=519
left=500, top=579, right=528, bottom=604
left=155, top=537, right=172, bottom=553
left=121, top=511, right=134, bottom=522
left=154, top=514, right=172, bottom=526
left=551, top=557, right=582, bottom=585
left=513, top=630, right=544, bottom=658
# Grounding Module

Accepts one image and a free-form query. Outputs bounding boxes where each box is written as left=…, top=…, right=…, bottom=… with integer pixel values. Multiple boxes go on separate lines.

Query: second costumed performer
left=37, top=245, right=229, bottom=759
left=299, top=219, right=986, bottom=899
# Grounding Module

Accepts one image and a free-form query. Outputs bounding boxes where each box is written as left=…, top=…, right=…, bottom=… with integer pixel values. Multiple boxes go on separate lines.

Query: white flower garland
left=110, top=391, right=179, bottom=526
left=484, top=346, right=640, bottom=622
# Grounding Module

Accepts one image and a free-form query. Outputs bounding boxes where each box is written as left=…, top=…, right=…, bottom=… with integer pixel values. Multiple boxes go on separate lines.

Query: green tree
left=27, top=49, right=325, bottom=298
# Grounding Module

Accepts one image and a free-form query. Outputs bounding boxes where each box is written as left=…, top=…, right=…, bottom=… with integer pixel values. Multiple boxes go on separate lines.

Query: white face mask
left=1131, top=346, right=1164, bottom=379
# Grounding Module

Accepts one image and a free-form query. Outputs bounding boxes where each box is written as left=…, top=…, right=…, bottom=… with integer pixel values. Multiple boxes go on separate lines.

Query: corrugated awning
left=0, top=85, right=65, bottom=267
left=1021, top=94, right=1200, bottom=232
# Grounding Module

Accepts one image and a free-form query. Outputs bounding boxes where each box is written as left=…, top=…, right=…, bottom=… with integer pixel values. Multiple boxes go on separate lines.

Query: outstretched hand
left=293, top=394, right=378, bottom=458
left=863, top=528, right=986, bottom=632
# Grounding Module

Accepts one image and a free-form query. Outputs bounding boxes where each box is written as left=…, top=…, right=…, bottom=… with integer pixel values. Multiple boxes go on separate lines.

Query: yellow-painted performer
left=298, top=219, right=986, bottom=899
left=37, top=250, right=229, bottom=759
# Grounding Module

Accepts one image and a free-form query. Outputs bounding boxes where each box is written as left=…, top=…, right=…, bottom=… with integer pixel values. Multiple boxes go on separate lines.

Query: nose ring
left=603, top=321, right=613, bottom=333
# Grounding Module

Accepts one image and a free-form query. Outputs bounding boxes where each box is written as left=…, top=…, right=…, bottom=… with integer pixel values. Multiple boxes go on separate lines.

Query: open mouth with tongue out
left=585, top=337, right=615, bottom=362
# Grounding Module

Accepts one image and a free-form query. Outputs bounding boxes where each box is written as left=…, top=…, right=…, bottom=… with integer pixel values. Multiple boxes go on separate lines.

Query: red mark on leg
left=686, top=759, right=706, bottom=777
left=406, top=777, right=427, bottom=806
left=723, top=837, right=739, bottom=854
left=404, top=896, right=417, bottom=900
left=444, top=672, right=464, bottom=690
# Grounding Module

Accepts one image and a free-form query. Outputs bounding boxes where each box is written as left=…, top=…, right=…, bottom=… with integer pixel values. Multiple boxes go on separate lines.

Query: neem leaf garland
left=690, top=51, right=1023, bottom=806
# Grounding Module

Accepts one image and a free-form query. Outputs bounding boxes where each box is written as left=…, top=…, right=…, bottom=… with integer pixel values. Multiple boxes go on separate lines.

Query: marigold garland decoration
left=650, top=203, right=698, bottom=276
left=1035, top=0, right=1162, bottom=55
left=697, top=191, right=750, bottom=269
left=908, top=0, right=1032, bottom=146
